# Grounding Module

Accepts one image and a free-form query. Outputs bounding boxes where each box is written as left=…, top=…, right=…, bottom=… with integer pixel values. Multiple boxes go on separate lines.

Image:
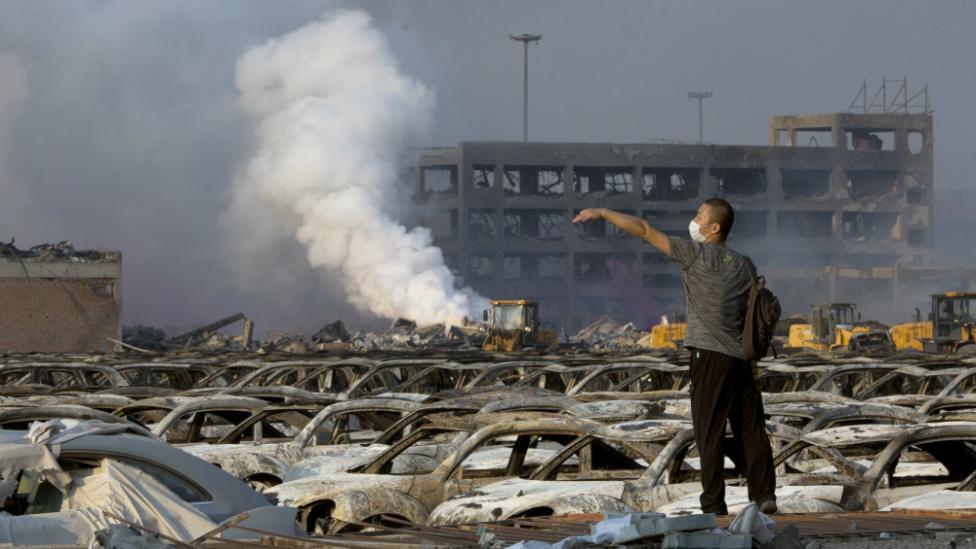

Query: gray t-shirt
left=667, top=236, right=752, bottom=359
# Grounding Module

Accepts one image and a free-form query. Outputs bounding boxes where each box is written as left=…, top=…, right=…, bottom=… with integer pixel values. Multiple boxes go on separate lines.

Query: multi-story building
left=415, top=112, right=935, bottom=331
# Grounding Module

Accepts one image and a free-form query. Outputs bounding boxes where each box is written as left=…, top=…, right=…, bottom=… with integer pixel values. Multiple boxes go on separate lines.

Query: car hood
left=182, top=442, right=299, bottom=479
left=183, top=441, right=296, bottom=461
left=285, top=442, right=455, bottom=481
left=267, top=473, right=416, bottom=508
left=428, top=478, right=625, bottom=526
left=284, top=444, right=395, bottom=480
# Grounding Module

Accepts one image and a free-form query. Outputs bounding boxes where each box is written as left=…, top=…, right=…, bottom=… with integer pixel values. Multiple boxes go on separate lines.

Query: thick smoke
left=0, top=53, right=26, bottom=133
left=225, top=10, right=487, bottom=327
left=0, top=53, right=27, bottom=201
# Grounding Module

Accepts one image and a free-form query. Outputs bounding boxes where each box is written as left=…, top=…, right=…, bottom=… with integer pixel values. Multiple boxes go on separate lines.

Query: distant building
left=416, top=112, right=937, bottom=331
left=0, top=244, right=121, bottom=353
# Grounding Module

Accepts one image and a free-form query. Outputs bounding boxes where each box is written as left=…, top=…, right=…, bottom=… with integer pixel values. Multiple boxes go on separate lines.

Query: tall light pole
left=687, top=91, right=713, bottom=144
left=509, top=33, right=542, bottom=142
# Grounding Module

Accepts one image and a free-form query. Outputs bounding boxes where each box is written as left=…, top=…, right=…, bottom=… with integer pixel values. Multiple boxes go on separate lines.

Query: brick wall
left=0, top=277, right=120, bottom=353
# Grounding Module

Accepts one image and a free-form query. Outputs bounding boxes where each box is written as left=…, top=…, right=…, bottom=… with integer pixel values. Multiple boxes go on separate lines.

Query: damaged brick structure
left=0, top=248, right=122, bottom=353
left=415, top=112, right=936, bottom=331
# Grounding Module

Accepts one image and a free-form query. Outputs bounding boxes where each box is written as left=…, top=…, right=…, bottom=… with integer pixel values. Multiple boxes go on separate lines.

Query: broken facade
left=0, top=247, right=122, bottom=353
left=416, top=112, right=934, bottom=330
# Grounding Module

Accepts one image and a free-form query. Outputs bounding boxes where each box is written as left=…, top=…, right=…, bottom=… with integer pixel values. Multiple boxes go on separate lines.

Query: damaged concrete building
left=416, top=112, right=938, bottom=330
left=0, top=245, right=122, bottom=353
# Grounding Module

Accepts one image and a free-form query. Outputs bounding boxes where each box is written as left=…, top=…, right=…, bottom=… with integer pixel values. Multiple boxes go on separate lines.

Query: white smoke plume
left=226, top=10, right=487, bottom=327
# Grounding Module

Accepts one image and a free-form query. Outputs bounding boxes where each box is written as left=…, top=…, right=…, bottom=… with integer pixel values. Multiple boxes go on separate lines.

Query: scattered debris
left=0, top=240, right=109, bottom=262
left=571, top=316, right=649, bottom=352
left=121, top=325, right=169, bottom=352
left=312, top=320, right=350, bottom=343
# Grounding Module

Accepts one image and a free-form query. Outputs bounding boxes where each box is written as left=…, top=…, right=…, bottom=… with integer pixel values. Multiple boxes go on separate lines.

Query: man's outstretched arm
left=572, top=208, right=671, bottom=256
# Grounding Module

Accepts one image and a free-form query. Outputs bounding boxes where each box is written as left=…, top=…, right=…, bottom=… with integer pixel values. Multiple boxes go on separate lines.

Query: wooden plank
left=888, top=508, right=976, bottom=521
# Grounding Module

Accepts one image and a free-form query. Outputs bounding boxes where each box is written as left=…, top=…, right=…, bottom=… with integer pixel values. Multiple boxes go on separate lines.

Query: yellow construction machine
left=890, top=292, right=976, bottom=353
left=786, top=303, right=871, bottom=352
left=482, top=300, right=559, bottom=352
left=640, top=314, right=686, bottom=350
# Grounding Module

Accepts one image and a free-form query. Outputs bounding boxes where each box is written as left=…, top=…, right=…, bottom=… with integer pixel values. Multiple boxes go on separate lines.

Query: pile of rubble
left=0, top=240, right=110, bottom=262
left=571, top=315, right=652, bottom=352
left=349, top=318, right=484, bottom=352
left=123, top=316, right=488, bottom=355
left=122, top=313, right=254, bottom=353
left=503, top=506, right=796, bottom=548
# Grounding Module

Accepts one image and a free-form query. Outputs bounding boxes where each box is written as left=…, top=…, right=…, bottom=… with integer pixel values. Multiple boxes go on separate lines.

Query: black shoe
left=757, top=497, right=777, bottom=515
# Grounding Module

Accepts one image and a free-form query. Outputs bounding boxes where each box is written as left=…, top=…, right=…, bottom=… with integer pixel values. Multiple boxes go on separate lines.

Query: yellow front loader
left=482, top=300, right=558, bottom=352
left=639, top=320, right=686, bottom=350
left=786, top=303, right=869, bottom=352
left=891, top=292, right=976, bottom=353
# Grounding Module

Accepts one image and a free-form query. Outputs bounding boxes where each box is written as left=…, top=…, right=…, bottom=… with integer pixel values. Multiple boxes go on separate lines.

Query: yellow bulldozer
left=786, top=303, right=872, bottom=352
left=890, top=292, right=976, bottom=353
left=640, top=314, right=687, bottom=350
left=481, top=300, right=559, bottom=352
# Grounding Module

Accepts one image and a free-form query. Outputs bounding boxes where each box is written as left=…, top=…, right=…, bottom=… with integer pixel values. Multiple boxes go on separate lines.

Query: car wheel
left=245, top=475, right=280, bottom=493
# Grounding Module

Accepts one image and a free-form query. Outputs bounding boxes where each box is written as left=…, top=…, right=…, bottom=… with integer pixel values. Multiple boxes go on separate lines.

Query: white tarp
left=0, top=443, right=71, bottom=503
left=28, top=419, right=144, bottom=445
left=0, top=509, right=98, bottom=546
left=0, top=420, right=292, bottom=545
left=63, top=459, right=217, bottom=541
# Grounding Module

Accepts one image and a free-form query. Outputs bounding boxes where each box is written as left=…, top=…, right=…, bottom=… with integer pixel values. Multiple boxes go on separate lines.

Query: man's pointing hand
left=572, top=208, right=603, bottom=224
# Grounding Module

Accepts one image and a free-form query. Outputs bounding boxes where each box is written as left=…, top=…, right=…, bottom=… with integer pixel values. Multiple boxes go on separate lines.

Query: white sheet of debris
left=0, top=443, right=71, bottom=503
left=0, top=420, right=220, bottom=546
left=28, top=419, right=137, bottom=446
left=0, top=509, right=98, bottom=546
left=63, top=458, right=217, bottom=541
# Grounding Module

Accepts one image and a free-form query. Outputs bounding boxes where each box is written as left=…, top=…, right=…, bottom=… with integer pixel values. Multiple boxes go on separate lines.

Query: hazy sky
left=0, top=1, right=970, bottom=333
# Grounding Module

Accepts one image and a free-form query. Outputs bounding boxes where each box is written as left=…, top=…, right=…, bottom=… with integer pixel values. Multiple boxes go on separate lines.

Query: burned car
left=658, top=421, right=976, bottom=515
left=0, top=420, right=300, bottom=543
left=266, top=412, right=599, bottom=534
left=182, top=398, right=421, bottom=488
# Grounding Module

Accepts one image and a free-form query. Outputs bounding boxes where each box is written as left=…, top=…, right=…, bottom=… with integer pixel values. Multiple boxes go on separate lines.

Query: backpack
left=742, top=258, right=781, bottom=361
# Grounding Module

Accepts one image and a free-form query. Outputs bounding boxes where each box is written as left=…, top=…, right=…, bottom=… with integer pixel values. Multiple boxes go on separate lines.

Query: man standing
left=572, top=199, right=776, bottom=515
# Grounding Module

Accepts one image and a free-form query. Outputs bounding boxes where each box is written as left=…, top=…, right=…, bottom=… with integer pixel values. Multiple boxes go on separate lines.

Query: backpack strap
left=743, top=256, right=759, bottom=284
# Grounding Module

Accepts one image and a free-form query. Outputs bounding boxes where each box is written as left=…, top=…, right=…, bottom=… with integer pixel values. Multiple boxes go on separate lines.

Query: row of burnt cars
left=1, top=351, right=976, bottom=537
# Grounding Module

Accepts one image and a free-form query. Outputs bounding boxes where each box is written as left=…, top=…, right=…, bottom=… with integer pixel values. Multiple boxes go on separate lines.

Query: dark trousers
left=689, top=347, right=776, bottom=514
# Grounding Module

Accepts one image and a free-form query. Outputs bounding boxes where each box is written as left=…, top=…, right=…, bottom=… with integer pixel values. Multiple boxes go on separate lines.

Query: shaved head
left=702, top=198, right=735, bottom=238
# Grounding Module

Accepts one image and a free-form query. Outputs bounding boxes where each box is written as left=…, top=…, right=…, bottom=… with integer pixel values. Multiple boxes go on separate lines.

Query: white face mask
left=689, top=220, right=708, bottom=243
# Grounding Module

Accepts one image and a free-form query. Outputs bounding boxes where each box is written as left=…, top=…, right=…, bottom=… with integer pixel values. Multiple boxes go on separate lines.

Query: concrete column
left=456, top=160, right=471, bottom=279
left=893, top=262, right=902, bottom=322
left=632, top=164, right=643, bottom=203
left=113, top=255, right=123, bottom=350
left=830, top=167, right=849, bottom=200
left=832, top=122, right=846, bottom=149
left=766, top=165, right=784, bottom=201
left=828, top=267, right=838, bottom=302
left=494, top=163, right=506, bottom=198
left=492, top=207, right=504, bottom=243
left=831, top=211, right=843, bottom=241
left=413, top=166, right=424, bottom=202
left=894, top=128, right=908, bottom=154
left=700, top=166, right=716, bottom=198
